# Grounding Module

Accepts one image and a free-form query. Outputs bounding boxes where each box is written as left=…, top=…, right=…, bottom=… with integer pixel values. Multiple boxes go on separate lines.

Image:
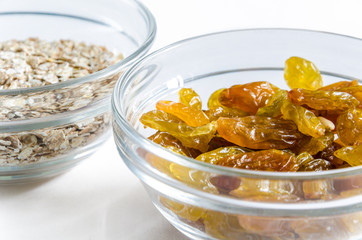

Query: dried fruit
left=288, top=88, right=359, bottom=111
left=218, top=81, right=276, bottom=114
left=140, top=110, right=217, bottom=152
left=334, top=145, right=362, bottom=167
left=284, top=56, right=323, bottom=90
left=210, top=175, right=241, bottom=194
left=256, top=89, right=288, bottom=117
left=281, top=99, right=325, bottom=138
left=207, top=88, right=249, bottom=121
left=338, top=85, right=362, bottom=108
left=217, top=116, right=303, bottom=149
left=160, top=197, right=206, bottom=222
left=148, top=131, right=200, bottom=158
left=196, top=146, right=249, bottom=164
left=217, top=149, right=299, bottom=172
left=336, top=108, right=362, bottom=146
left=315, top=142, right=344, bottom=167
left=297, top=132, right=334, bottom=155
left=230, top=178, right=300, bottom=201
left=319, top=79, right=359, bottom=91
left=156, top=100, right=210, bottom=127
left=179, top=88, right=202, bottom=110
left=170, top=163, right=218, bottom=193
left=303, top=179, right=335, bottom=199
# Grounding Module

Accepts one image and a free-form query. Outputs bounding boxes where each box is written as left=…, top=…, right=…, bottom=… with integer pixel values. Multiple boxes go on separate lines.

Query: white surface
left=2, top=0, right=362, bottom=239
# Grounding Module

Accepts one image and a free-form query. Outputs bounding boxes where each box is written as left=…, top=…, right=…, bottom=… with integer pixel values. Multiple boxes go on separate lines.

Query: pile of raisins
left=141, top=56, right=362, bottom=172
left=140, top=56, right=362, bottom=239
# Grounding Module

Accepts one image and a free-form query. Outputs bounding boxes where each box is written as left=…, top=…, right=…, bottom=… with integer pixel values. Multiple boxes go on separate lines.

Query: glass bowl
left=0, top=0, right=156, bottom=184
left=112, top=29, right=362, bottom=240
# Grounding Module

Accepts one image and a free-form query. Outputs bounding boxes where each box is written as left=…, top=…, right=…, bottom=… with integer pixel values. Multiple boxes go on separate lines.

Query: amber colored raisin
left=160, top=197, right=206, bottom=222
left=148, top=131, right=201, bottom=158
left=297, top=132, right=334, bottom=155
left=207, top=136, right=235, bottom=151
left=156, top=100, right=209, bottom=127
left=298, top=159, right=333, bottom=172
left=140, top=110, right=217, bottom=152
left=284, top=56, right=323, bottom=90
left=336, top=108, right=362, bottom=146
left=217, top=116, right=303, bottom=150
left=256, top=89, right=288, bottom=117
left=219, top=81, right=277, bottom=114
left=169, top=163, right=218, bottom=193
left=281, top=99, right=325, bottom=138
left=318, top=79, right=359, bottom=91
left=334, top=145, right=362, bottom=167
left=210, top=175, right=241, bottom=194
left=196, top=146, right=249, bottom=164
left=205, top=106, right=249, bottom=122
left=296, top=152, right=314, bottom=167
left=288, top=88, right=359, bottom=111
left=218, top=149, right=299, bottom=172
left=230, top=178, right=301, bottom=201
left=207, top=88, right=249, bottom=119
left=179, top=88, right=202, bottom=110
left=303, top=180, right=335, bottom=200
left=315, top=142, right=344, bottom=167
left=338, top=85, right=362, bottom=108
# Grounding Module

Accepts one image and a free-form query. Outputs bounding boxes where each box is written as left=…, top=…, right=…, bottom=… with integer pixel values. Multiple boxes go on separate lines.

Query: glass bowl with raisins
left=112, top=29, right=362, bottom=240
left=0, top=0, right=156, bottom=184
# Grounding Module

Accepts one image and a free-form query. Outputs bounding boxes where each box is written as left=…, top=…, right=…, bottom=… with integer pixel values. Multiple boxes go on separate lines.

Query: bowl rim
left=112, top=28, right=362, bottom=180
left=0, top=0, right=157, bottom=130
left=0, top=0, right=156, bottom=95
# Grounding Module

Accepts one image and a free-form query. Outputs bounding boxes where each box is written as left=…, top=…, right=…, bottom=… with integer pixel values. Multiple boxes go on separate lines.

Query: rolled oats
left=0, top=38, right=121, bottom=166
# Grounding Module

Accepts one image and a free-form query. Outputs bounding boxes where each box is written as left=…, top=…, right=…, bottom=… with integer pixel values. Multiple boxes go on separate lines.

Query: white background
left=1, top=0, right=362, bottom=239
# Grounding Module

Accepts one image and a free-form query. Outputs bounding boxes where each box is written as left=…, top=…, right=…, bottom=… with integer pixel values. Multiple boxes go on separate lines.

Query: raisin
left=210, top=175, right=241, bottom=194
left=315, top=142, right=344, bottom=167
left=256, top=89, right=288, bottom=117
left=148, top=131, right=201, bottom=158
left=160, top=197, right=206, bottom=222
left=334, top=145, right=362, bottom=167
left=288, top=88, right=359, bottom=111
left=156, top=100, right=209, bottom=127
left=205, top=106, right=248, bottom=122
left=303, top=180, right=334, bottom=199
left=297, top=132, right=334, bottom=155
left=284, top=56, right=323, bottom=90
left=170, top=163, right=218, bottom=193
left=318, top=79, right=359, bottom=91
left=230, top=178, right=301, bottom=201
left=217, top=116, right=303, bottom=150
left=281, top=99, right=325, bottom=138
left=196, top=146, right=249, bottom=164
left=140, top=110, right=217, bottom=152
left=338, top=85, right=362, bottom=108
left=336, top=108, right=362, bottom=146
left=179, top=88, right=202, bottom=110
left=298, top=158, right=333, bottom=171
left=217, top=149, right=299, bottom=172
left=219, top=81, right=277, bottom=114
left=207, top=136, right=235, bottom=151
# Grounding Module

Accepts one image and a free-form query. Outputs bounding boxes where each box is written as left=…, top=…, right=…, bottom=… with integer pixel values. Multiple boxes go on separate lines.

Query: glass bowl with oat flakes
left=112, top=29, right=362, bottom=240
left=0, top=0, right=156, bottom=183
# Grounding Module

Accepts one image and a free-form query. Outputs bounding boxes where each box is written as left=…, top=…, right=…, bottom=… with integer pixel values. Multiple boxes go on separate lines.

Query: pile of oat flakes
left=0, top=38, right=122, bottom=166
